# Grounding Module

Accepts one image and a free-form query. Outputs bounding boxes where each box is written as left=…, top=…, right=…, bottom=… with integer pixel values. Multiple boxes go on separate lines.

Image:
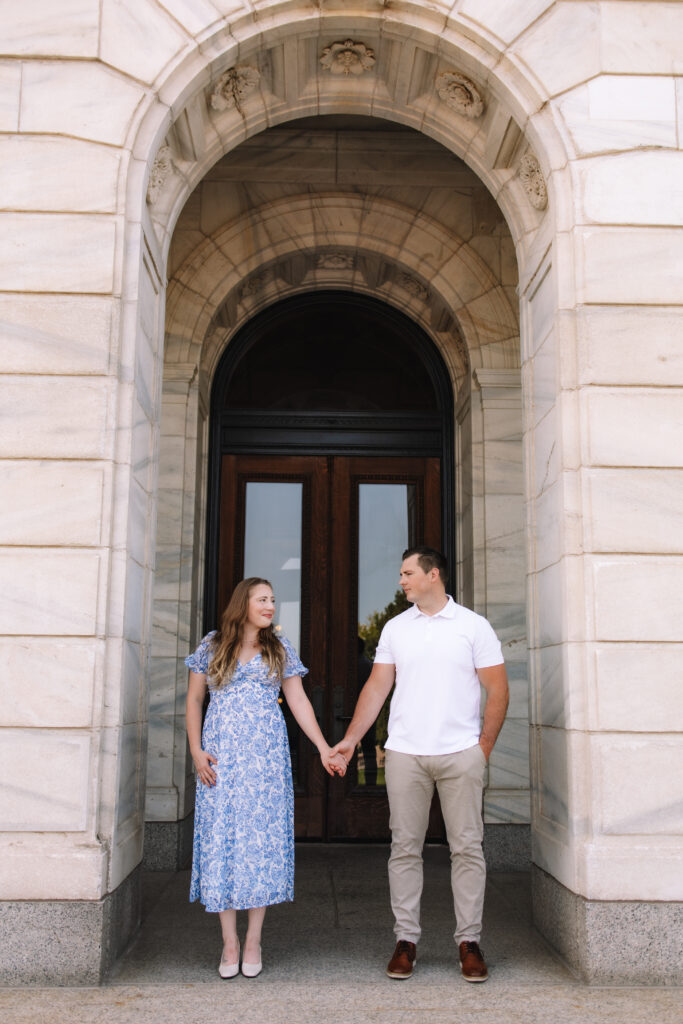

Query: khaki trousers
left=384, top=745, right=487, bottom=945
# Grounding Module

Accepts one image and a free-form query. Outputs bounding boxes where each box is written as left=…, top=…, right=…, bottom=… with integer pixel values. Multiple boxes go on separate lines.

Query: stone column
left=524, top=227, right=683, bottom=981
left=470, top=370, right=530, bottom=868
left=0, top=36, right=164, bottom=976
left=145, top=366, right=208, bottom=869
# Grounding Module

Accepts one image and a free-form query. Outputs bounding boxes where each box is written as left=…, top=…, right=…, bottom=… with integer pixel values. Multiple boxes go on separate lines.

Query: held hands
left=193, top=749, right=218, bottom=787
left=327, top=737, right=355, bottom=776
left=320, top=746, right=348, bottom=777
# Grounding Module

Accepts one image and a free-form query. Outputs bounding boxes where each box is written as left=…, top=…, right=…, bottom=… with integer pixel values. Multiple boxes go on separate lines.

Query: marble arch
left=138, top=5, right=551, bottom=985
left=138, top=8, right=559, bottom=263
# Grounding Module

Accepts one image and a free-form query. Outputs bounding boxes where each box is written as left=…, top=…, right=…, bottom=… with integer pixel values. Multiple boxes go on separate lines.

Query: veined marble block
left=1, top=1, right=99, bottom=58
left=584, top=468, right=683, bottom=553
left=0, top=639, right=97, bottom=729
left=513, top=3, right=601, bottom=97
left=0, top=551, right=102, bottom=636
left=582, top=388, right=683, bottom=467
left=100, top=0, right=191, bottom=85
left=579, top=151, right=683, bottom=226
left=0, top=461, right=106, bottom=546
left=0, top=214, right=116, bottom=293
left=559, top=77, right=677, bottom=156
left=0, top=730, right=91, bottom=831
left=0, top=294, right=114, bottom=374
left=20, top=61, right=144, bottom=146
left=595, top=736, right=683, bottom=837
left=592, top=556, right=683, bottom=642
left=593, top=644, right=683, bottom=733
left=578, top=227, right=683, bottom=305
left=0, top=137, right=121, bottom=214
left=576, top=306, right=683, bottom=387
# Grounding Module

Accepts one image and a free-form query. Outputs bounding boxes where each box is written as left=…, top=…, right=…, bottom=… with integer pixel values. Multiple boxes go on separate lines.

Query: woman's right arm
left=186, top=670, right=217, bottom=786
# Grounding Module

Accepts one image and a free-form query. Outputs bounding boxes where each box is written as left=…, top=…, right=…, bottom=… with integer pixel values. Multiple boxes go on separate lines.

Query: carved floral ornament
left=518, top=152, right=548, bottom=211
left=316, top=252, right=355, bottom=270
left=399, top=273, right=429, bottom=302
left=147, top=145, right=173, bottom=205
left=240, top=272, right=269, bottom=298
left=434, top=71, right=484, bottom=119
left=210, top=66, right=260, bottom=113
left=320, top=40, right=376, bottom=76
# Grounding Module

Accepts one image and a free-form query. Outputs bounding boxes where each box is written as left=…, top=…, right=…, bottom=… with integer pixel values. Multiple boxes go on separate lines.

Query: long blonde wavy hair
left=208, top=577, right=285, bottom=688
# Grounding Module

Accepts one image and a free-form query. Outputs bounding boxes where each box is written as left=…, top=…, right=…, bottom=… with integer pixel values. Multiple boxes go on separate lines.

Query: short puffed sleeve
left=185, top=631, right=217, bottom=675
left=280, top=635, right=308, bottom=679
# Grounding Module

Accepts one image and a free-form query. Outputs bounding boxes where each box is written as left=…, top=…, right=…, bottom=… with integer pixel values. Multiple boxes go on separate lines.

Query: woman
left=185, top=577, right=345, bottom=979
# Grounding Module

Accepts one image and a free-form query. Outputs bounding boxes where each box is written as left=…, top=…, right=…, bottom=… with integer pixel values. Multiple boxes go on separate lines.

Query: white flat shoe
left=241, top=945, right=262, bottom=978
left=218, top=943, right=240, bottom=979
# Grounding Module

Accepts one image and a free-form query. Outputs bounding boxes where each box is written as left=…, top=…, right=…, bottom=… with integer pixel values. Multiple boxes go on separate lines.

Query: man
left=331, top=546, right=508, bottom=982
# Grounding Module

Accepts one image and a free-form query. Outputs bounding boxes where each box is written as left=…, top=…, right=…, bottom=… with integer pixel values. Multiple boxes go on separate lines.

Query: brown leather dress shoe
left=459, top=940, right=489, bottom=982
left=386, top=940, right=417, bottom=979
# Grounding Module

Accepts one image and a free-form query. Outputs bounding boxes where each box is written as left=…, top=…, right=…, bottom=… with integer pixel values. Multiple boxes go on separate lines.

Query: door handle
left=310, top=685, right=324, bottom=727
left=332, top=685, right=347, bottom=742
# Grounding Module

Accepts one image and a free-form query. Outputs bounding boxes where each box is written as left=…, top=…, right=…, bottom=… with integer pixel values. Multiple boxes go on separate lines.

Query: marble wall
left=0, top=0, right=681, bottom=985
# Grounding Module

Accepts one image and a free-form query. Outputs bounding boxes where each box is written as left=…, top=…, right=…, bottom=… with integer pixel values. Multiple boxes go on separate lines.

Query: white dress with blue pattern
left=185, top=632, right=307, bottom=912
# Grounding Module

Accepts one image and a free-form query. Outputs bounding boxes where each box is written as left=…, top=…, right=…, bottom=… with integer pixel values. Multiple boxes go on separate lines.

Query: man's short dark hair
left=402, top=545, right=448, bottom=586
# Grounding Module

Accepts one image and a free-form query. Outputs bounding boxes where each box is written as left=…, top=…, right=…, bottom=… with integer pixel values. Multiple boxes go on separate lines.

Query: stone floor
left=1, top=846, right=681, bottom=1024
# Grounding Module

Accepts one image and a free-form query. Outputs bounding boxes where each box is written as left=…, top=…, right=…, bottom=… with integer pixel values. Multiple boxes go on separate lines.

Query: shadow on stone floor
left=2, top=848, right=682, bottom=1024
left=108, top=844, right=569, bottom=987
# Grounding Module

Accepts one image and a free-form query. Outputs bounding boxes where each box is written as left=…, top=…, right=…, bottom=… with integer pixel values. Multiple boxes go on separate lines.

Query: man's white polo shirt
left=374, top=596, right=503, bottom=756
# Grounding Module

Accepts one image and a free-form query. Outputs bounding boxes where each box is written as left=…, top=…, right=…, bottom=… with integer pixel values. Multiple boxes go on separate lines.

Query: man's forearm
left=344, top=666, right=395, bottom=746
left=477, top=664, right=509, bottom=759
left=479, top=690, right=509, bottom=759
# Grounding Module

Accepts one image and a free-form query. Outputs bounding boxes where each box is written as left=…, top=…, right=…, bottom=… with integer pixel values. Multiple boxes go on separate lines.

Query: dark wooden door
left=217, top=453, right=443, bottom=839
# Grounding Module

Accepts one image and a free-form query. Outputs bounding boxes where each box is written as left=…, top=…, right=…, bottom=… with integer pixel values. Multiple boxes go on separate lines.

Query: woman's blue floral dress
left=185, top=632, right=307, bottom=912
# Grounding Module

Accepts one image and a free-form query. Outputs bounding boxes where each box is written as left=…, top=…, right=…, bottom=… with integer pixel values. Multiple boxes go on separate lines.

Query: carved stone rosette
left=147, top=145, right=173, bottom=205
left=399, top=273, right=428, bottom=302
left=519, top=152, right=548, bottom=211
left=240, top=272, right=269, bottom=299
left=320, top=40, right=376, bottom=77
left=435, top=71, right=484, bottom=119
left=210, top=66, right=260, bottom=113
left=316, top=252, right=355, bottom=270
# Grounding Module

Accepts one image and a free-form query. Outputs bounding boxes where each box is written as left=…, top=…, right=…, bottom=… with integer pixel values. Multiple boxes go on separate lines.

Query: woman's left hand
left=320, top=747, right=347, bottom=777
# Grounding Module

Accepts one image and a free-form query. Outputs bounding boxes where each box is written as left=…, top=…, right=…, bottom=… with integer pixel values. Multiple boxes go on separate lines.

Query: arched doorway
left=150, top=117, right=529, bottom=869
left=149, top=117, right=529, bottom=879
left=206, top=292, right=454, bottom=839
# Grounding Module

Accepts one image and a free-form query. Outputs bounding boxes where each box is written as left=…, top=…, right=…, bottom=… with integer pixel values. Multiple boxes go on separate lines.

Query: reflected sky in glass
left=358, top=484, right=410, bottom=624
left=244, top=482, right=302, bottom=651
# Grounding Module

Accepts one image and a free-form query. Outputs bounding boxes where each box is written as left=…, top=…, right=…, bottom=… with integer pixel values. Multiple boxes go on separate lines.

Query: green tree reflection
left=358, top=588, right=409, bottom=764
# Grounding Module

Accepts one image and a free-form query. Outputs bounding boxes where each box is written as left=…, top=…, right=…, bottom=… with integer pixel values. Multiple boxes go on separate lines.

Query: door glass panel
left=356, top=484, right=414, bottom=787
left=244, top=482, right=303, bottom=652
left=244, top=481, right=304, bottom=786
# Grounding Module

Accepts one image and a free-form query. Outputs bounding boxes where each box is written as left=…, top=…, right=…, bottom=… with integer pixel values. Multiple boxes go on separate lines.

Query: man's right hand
left=329, top=662, right=395, bottom=773
left=329, top=736, right=356, bottom=769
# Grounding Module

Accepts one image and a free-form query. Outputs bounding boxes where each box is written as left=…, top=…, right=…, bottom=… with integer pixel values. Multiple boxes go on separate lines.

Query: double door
left=217, top=453, right=443, bottom=839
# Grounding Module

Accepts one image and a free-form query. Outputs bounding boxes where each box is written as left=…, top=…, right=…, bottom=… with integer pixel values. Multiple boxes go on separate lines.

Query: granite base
left=483, top=824, right=530, bottom=871
left=143, top=814, right=193, bottom=871
left=531, top=864, right=683, bottom=985
left=0, top=865, right=141, bottom=986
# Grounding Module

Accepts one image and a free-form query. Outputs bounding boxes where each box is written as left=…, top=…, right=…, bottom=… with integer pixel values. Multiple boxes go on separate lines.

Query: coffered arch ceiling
left=165, top=188, right=519, bottom=394
left=164, top=121, right=520, bottom=393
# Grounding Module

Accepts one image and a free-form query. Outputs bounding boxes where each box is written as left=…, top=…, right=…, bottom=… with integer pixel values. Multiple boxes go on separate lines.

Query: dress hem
left=191, top=893, right=294, bottom=913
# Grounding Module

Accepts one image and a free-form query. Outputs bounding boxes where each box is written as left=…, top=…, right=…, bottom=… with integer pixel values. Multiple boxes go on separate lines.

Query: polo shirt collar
left=408, top=595, right=457, bottom=619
